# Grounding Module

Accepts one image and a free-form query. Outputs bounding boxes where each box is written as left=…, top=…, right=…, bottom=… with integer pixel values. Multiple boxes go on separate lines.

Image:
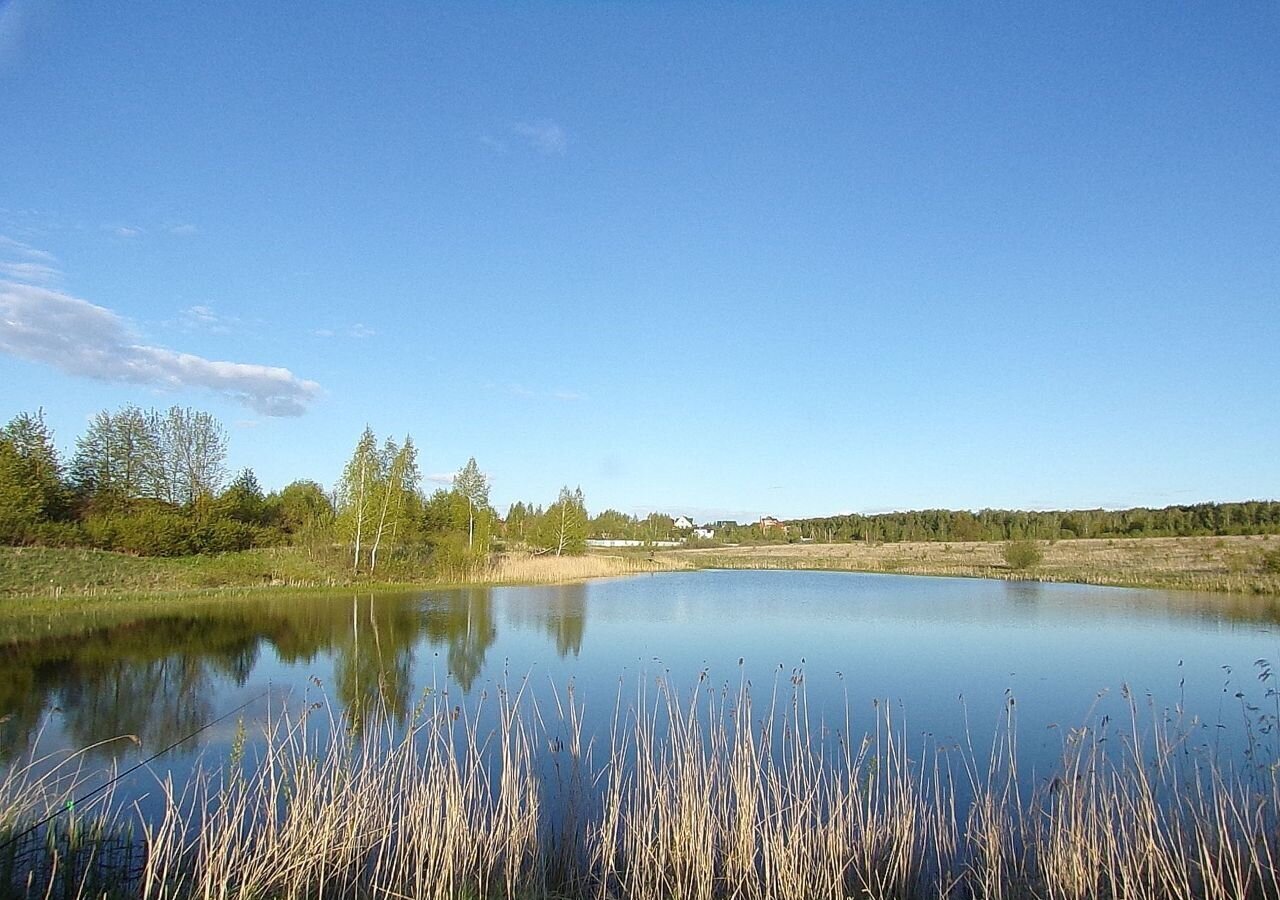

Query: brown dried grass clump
left=3, top=676, right=1280, bottom=899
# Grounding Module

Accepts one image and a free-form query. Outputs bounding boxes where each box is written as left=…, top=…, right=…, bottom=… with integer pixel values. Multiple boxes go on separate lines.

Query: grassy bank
left=0, top=546, right=688, bottom=602
left=669, top=534, right=1280, bottom=595
left=4, top=679, right=1279, bottom=899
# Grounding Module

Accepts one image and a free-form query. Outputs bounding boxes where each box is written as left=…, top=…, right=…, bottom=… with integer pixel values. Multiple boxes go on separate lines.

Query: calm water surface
left=4, top=570, right=1280, bottom=787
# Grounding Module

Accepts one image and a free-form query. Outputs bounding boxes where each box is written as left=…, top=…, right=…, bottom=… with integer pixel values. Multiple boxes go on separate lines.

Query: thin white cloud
left=0, top=235, right=57, bottom=264
left=111, top=225, right=142, bottom=239
left=178, top=304, right=238, bottom=334
left=426, top=472, right=455, bottom=486
left=508, top=383, right=584, bottom=402
left=311, top=323, right=376, bottom=339
left=0, top=281, right=322, bottom=416
left=168, top=223, right=198, bottom=236
left=0, top=236, right=60, bottom=286
left=479, top=135, right=509, bottom=154
left=512, top=120, right=568, bottom=156
left=0, top=261, right=58, bottom=284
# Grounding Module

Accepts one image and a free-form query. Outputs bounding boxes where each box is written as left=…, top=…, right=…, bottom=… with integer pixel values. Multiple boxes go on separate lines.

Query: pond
left=6, top=570, right=1280, bottom=897
left=4, top=569, right=1279, bottom=772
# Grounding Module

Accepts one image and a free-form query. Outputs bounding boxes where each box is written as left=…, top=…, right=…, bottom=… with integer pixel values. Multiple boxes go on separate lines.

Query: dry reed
left=475, top=552, right=690, bottom=586
left=3, top=675, right=1280, bottom=899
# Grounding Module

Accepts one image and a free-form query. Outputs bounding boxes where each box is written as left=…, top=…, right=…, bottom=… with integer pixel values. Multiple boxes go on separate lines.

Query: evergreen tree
left=2, top=410, right=66, bottom=521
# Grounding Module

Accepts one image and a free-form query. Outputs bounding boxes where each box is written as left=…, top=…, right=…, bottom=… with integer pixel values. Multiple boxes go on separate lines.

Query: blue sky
left=1, top=2, right=1276, bottom=522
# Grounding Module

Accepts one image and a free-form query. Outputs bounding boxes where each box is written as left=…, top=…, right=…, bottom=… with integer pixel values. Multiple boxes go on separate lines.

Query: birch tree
left=541, top=486, right=587, bottom=556
left=368, top=436, right=420, bottom=573
left=157, top=407, right=227, bottom=505
left=337, top=427, right=380, bottom=574
left=452, top=456, right=490, bottom=551
left=72, top=406, right=163, bottom=501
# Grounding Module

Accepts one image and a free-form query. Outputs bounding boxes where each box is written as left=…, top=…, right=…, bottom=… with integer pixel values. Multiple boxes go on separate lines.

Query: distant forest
left=4, top=405, right=1277, bottom=567
left=784, top=502, right=1280, bottom=544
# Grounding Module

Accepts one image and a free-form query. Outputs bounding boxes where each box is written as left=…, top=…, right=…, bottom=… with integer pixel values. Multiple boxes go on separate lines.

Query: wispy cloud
left=110, top=225, right=143, bottom=239
left=0, top=236, right=56, bottom=264
left=0, top=260, right=58, bottom=284
left=168, top=223, right=198, bottom=236
left=0, top=281, right=322, bottom=416
left=0, top=235, right=60, bottom=285
left=426, top=472, right=455, bottom=486
left=178, top=304, right=239, bottom=334
left=512, top=120, right=568, bottom=155
left=312, top=323, right=376, bottom=339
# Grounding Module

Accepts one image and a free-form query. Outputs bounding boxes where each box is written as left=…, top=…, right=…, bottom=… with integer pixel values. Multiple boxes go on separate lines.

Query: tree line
left=0, top=406, right=593, bottom=573
left=785, top=502, right=1280, bottom=544
left=7, top=404, right=1276, bottom=567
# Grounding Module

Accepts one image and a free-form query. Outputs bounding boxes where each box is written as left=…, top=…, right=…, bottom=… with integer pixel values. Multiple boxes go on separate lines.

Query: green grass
left=0, top=545, right=355, bottom=598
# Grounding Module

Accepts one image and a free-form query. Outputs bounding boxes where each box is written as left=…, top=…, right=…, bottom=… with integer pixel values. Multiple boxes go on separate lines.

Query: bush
left=1003, top=540, right=1043, bottom=570
left=1263, top=549, right=1280, bottom=574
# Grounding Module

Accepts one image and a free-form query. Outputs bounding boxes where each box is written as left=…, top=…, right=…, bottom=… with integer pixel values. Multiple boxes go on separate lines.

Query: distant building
left=673, top=515, right=695, bottom=530
left=693, top=526, right=715, bottom=539
left=757, top=516, right=785, bottom=533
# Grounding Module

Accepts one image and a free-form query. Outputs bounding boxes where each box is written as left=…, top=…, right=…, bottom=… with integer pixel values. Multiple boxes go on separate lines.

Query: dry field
left=670, top=534, right=1280, bottom=595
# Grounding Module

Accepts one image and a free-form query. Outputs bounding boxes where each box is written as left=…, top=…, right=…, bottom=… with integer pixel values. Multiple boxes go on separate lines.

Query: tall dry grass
left=4, top=676, right=1280, bottom=899
left=476, top=551, right=690, bottom=585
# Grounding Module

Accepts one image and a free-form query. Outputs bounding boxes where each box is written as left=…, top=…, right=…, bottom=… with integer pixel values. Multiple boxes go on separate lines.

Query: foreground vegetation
left=3, top=677, right=1280, bottom=899
left=673, top=535, right=1280, bottom=595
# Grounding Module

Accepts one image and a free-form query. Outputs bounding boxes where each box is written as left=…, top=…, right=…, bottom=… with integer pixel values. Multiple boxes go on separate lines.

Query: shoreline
left=1, top=535, right=1277, bottom=615
left=664, top=534, right=1280, bottom=596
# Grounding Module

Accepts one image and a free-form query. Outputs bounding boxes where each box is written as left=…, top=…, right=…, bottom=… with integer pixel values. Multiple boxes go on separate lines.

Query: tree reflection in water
left=0, top=585, right=593, bottom=760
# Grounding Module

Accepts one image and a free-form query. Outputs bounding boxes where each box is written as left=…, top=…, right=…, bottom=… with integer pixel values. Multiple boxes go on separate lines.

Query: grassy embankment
left=3, top=534, right=1277, bottom=615
left=4, top=678, right=1280, bottom=899
left=669, top=534, right=1280, bottom=595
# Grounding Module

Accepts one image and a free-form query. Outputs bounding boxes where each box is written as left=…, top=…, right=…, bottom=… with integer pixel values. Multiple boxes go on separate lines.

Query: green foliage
left=335, top=429, right=422, bottom=573
left=1003, top=540, right=1044, bottom=570
left=1263, top=549, right=1280, bottom=574
left=788, top=501, right=1280, bottom=544
left=538, top=486, right=587, bottom=556
left=423, top=488, right=490, bottom=576
left=0, top=410, right=68, bottom=543
left=72, top=405, right=163, bottom=500
left=219, top=468, right=268, bottom=525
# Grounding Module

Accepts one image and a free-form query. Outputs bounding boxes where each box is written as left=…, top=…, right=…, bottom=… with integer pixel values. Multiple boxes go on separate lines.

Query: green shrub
left=1003, top=540, right=1043, bottom=570
left=1263, top=549, right=1280, bottom=574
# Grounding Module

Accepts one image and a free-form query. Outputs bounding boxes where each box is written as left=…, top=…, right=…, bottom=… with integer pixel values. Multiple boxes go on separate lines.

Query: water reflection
left=0, top=585, right=597, bottom=761
left=421, top=589, right=498, bottom=692
left=1, top=572, right=1278, bottom=765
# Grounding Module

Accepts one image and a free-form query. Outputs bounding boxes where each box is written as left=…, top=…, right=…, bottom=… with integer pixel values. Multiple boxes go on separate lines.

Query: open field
left=669, top=534, right=1280, bottom=595
left=4, top=679, right=1280, bottom=899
